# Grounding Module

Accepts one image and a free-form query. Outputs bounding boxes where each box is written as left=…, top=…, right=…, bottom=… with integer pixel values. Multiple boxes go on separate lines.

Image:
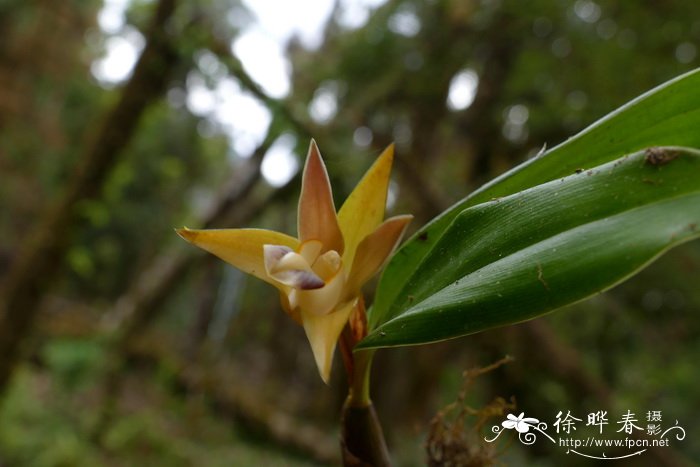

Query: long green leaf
left=358, top=148, right=700, bottom=349
left=371, top=68, right=700, bottom=329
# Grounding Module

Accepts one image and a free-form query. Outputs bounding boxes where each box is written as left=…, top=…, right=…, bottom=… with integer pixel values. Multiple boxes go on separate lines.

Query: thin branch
left=0, top=0, right=179, bottom=395
left=207, top=37, right=312, bottom=142
left=104, top=130, right=284, bottom=338
left=90, top=135, right=300, bottom=442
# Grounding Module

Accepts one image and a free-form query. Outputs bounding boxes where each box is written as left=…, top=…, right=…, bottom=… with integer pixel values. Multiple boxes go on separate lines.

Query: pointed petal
left=338, top=144, right=395, bottom=270
left=345, top=214, right=412, bottom=297
left=176, top=227, right=298, bottom=285
left=301, top=299, right=357, bottom=384
left=298, top=140, right=344, bottom=253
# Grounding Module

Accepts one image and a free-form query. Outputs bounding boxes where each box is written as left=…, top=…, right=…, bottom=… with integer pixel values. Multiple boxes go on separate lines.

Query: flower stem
left=340, top=349, right=391, bottom=466
left=348, top=349, right=373, bottom=407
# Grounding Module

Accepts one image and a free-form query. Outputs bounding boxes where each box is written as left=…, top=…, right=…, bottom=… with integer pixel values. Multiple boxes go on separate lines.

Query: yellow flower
left=177, top=140, right=412, bottom=383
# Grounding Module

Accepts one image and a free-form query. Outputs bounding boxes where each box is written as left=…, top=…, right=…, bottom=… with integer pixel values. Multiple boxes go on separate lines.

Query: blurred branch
left=207, top=36, right=312, bottom=142
left=456, top=12, right=519, bottom=182
left=211, top=22, right=441, bottom=227
left=105, top=128, right=284, bottom=338
left=520, top=320, right=611, bottom=403
left=0, top=0, right=179, bottom=395
left=392, top=155, right=452, bottom=217
left=87, top=22, right=321, bottom=443
left=91, top=133, right=300, bottom=442
left=186, top=255, right=223, bottom=357
left=130, top=334, right=339, bottom=464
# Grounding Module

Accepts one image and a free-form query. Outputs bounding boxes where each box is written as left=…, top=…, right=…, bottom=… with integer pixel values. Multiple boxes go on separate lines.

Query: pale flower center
left=263, top=240, right=346, bottom=316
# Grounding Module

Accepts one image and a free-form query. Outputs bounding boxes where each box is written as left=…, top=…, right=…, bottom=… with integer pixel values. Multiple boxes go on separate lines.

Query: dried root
left=426, top=356, right=516, bottom=467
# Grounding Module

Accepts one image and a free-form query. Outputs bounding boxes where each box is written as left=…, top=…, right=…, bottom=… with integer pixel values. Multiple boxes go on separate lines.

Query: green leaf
left=358, top=148, right=700, bottom=349
left=371, top=68, right=700, bottom=330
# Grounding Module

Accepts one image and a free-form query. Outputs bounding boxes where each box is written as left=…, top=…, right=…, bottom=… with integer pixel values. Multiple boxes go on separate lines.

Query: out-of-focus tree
left=0, top=0, right=698, bottom=465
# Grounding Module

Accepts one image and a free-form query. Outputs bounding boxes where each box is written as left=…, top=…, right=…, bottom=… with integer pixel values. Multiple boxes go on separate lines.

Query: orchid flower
left=177, top=140, right=412, bottom=383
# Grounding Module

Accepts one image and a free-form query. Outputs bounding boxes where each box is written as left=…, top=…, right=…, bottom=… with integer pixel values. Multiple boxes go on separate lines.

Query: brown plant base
left=341, top=399, right=391, bottom=466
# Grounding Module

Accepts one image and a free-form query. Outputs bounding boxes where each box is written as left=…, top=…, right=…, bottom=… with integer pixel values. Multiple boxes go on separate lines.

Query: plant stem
left=340, top=349, right=391, bottom=466
left=348, top=349, right=373, bottom=407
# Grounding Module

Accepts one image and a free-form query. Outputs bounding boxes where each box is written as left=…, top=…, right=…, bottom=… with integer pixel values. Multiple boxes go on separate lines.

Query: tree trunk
left=0, top=0, right=179, bottom=396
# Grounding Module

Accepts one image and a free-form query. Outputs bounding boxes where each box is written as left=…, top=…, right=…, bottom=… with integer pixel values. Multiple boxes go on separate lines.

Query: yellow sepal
left=337, top=144, right=394, bottom=270
left=300, top=299, right=357, bottom=384
left=176, top=227, right=298, bottom=286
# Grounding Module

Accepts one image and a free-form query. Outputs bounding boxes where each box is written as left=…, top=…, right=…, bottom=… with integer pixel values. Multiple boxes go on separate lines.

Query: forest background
left=0, top=0, right=698, bottom=465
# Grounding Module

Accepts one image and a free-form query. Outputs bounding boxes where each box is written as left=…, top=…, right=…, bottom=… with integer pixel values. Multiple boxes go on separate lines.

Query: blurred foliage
left=0, top=340, right=317, bottom=466
left=0, top=0, right=699, bottom=465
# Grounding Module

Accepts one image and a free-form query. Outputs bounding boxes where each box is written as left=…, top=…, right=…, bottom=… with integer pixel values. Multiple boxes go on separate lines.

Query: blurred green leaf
left=359, top=147, right=700, bottom=349
left=371, top=67, right=700, bottom=330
